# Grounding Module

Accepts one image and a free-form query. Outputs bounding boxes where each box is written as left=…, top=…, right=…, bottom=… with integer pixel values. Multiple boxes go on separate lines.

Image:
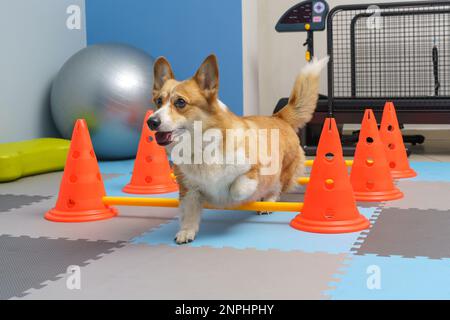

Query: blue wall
left=86, top=0, right=243, bottom=115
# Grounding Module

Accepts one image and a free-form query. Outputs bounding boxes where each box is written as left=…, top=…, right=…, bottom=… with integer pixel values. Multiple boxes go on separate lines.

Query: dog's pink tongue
left=155, top=132, right=173, bottom=146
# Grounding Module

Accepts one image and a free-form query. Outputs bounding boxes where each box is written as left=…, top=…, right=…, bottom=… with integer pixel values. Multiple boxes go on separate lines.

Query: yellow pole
left=103, top=197, right=303, bottom=212
left=297, top=177, right=310, bottom=185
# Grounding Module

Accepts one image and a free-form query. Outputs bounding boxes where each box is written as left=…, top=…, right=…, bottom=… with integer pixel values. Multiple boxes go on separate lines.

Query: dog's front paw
left=174, top=229, right=197, bottom=244
left=257, top=211, right=273, bottom=215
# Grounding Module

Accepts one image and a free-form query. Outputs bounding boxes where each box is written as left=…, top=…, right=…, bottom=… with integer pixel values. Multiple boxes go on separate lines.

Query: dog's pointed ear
left=194, top=54, right=219, bottom=98
left=153, top=57, right=174, bottom=91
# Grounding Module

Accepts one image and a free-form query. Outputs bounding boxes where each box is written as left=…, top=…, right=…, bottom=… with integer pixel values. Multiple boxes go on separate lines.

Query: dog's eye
left=174, top=98, right=187, bottom=109
left=155, top=97, right=163, bottom=108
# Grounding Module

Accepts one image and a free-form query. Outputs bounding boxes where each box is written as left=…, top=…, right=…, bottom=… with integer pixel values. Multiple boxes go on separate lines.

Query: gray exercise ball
left=51, top=43, right=154, bottom=160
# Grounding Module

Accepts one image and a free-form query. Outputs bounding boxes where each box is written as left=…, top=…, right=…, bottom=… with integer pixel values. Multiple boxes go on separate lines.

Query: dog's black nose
left=147, top=116, right=161, bottom=131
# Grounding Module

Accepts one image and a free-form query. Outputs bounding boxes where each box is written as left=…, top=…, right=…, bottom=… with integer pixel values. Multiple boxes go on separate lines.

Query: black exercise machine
left=274, top=1, right=450, bottom=156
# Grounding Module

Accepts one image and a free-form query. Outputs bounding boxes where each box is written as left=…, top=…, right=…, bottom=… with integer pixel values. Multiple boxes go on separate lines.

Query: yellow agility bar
left=103, top=197, right=303, bottom=212
left=297, top=177, right=310, bottom=185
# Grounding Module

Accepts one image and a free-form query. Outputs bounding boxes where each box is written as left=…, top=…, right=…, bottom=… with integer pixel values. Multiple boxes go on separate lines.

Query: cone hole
left=147, top=136, right=154, bottom=143
left=366, top=137, right=374, bottom=145
left=366, top=180, right=375, bottom=190
left=324, top=153, right=334, bottom=162
left=90, top=149, right=96, bottom=158
left=67, top=199, right=76, bottom=208
left=387, top=124, right=394, bottom=132
left=388, top=143, right=395, bottom=150
left=97, top=172, right=102, bottom=181
left=390, top=161, right=396, bottom=169
left=145, top=176, right=153, bottom=184
left=72, top=151, right=80, bottom=159
left=69, top=175, right=77, bottom=183
left=146, top=156, right=153, bottom=163
left=366, top=158, right=375, bottom=167
left=325, top=179, right=334, bottom=190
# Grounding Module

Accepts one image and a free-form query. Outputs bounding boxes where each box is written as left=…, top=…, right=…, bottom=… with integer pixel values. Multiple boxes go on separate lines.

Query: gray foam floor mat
left=0, top=172, right=63, bottom=196
left=16, top=244, right=348, bottom=300
left=384, top=181, right=450, bottom=211
left=353, top=207, right=450, bottom=259
left=0, top=194, right=51, bottom=212
left=0, top=196, right=179, bottom=242
left=0, top=234, right=125, bottom=299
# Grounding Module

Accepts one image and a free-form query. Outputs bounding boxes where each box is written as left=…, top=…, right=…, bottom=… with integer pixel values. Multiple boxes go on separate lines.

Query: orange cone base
left=391, top=168, right=417, bottom=180
left=354, top=188, right=403, bottom=202
left=122, top=182, right=178, bottom=195
left=290, top=213, right=370, bottom=234
left=45, top=207, right=117, bottom=223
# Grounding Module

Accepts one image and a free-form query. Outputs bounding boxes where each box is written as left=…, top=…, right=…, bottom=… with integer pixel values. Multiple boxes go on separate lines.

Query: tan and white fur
left=149, top=55, right=328, bottom=244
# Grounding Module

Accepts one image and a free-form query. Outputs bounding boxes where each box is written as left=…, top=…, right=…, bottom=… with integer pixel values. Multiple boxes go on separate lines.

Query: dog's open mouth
left=155, top=132, right=173, bottom=146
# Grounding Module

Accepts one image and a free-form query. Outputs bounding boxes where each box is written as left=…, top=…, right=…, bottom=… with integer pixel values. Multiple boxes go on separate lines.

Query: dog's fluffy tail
left=274, top=56, right=329, bottom=130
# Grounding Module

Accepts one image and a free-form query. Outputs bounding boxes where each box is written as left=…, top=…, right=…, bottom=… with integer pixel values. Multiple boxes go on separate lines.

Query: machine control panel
left=275, top=1, right=329, bottom=32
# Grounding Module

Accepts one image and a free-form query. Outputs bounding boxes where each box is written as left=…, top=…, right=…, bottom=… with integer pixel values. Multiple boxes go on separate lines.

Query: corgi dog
left=148, top=55, right=328, bottom=244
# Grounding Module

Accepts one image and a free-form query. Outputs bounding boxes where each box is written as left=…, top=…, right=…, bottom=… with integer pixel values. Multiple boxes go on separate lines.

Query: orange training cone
left=291, top=118, right=370, bottom=234
left=45, top=120, right=117, bottom=222
left=123, top=110, right=178, bottom=194
left=350, top=109, right=403, bottom=202
left=379, top=102, right=417, bottom=179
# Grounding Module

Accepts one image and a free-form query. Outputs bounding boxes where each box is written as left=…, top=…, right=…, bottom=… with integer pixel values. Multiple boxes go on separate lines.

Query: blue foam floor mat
left=326, top=254, right=450, bottom=299
left=98, top=160, right=378, bottom=254
left=132, top=207, right=377, bottom=254
left=410, top=162, right=450, bottom=182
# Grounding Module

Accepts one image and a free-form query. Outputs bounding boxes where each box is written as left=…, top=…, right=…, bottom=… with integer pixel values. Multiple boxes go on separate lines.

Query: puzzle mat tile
left=326, top=254, right=450, bottom=299
left=353, top=207, right=450, bottom=259
left=133, top=207, right=377, bottom=254
left=98, top=160, right=135, bottom=174
left=0, top=196, right=178, bottom=242
left=0, top=169, right=124, bottom=198
left=0, top=234, right=125, bottom=300
left=410, top=162, right=450, bottom=182
left=0, top=194, right=51, bottom=213
left=17, top=243, right=348, bottom=300
left=0, top=159, right=134, bottom=198
left=102, top=172, right=179, bottom=198
left=384, top=180, right=450, bottom=211
left=0, top=172, right=63, bottom=197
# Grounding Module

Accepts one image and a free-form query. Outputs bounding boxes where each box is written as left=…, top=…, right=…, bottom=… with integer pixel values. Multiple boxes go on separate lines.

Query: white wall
left=0, top=0, right=86, bottom=143
left=242, top=0, right=260, bottom=115
left=250, top=0, right=426, bottom=116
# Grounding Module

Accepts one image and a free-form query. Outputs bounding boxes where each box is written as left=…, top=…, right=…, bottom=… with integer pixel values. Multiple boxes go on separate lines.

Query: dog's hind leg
left=175, top=190, right=203, bottom=244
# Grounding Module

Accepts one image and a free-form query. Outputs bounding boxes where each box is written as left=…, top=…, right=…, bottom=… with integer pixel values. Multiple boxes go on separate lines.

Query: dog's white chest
left=179, top=164, right=250, bottom=206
